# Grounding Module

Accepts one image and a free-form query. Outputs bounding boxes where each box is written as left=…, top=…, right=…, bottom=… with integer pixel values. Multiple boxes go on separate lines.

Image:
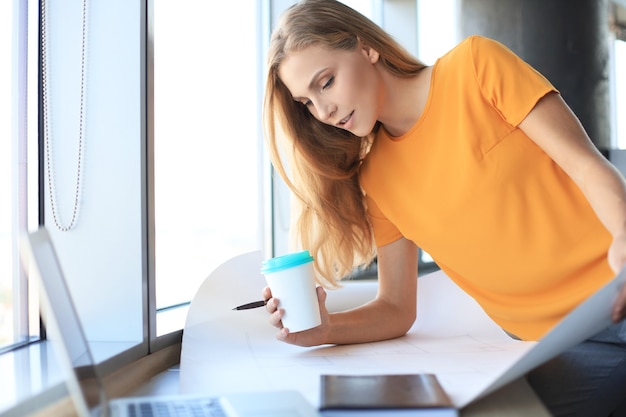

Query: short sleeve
left=365, top=193, right=403, bottom=247
left=470, top=36, right=558, bottom=127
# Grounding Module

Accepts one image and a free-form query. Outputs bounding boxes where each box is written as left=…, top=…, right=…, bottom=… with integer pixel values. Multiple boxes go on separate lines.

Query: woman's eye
left=322, top=76, right=334, bottom=90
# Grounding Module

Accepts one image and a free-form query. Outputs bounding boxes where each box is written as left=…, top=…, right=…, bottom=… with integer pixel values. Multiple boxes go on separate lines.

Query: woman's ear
left=357, top=37, right=380, bottom=64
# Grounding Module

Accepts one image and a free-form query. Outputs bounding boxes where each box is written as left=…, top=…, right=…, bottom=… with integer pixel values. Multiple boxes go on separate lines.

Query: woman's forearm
left=325, top=297, right=417, bottom=345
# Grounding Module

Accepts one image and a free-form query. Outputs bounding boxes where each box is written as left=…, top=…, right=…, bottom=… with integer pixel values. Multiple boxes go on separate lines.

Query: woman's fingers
left=262, top=285, right=285, bottom=329
left=268, top=301, right=284, bottom=328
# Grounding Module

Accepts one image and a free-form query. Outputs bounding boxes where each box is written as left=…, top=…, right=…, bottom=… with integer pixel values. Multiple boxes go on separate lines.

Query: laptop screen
left=24, top=228, right=108, bottom=417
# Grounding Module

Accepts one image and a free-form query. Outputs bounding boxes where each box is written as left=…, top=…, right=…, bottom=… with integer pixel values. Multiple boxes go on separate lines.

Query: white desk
left=179, top=251, right=551, bottom=416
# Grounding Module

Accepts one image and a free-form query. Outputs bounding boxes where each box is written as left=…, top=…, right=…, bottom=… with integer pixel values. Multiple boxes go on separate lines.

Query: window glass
left=615, top=39, right=626, bottom=149
left=342, top=0, right=373, bottom=17
left=153, top=1, right=260, bottom=314
left=417, top=0, right=459, bottom=65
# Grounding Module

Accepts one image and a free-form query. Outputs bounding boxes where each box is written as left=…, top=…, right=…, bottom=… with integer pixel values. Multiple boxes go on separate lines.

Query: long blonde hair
left=263, top=0, right=425, bottom=287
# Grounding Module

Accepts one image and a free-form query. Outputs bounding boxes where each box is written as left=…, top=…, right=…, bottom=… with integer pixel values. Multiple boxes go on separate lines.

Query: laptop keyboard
left=127, top=399, right=228, bottom=417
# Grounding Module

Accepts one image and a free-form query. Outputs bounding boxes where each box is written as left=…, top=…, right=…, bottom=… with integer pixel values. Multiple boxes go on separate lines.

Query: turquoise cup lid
left=261, top=250, right=315, bottom=274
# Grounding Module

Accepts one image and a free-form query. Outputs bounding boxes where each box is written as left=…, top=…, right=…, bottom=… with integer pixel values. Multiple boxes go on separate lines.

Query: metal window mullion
left=12, top=0, right=31, bottom=345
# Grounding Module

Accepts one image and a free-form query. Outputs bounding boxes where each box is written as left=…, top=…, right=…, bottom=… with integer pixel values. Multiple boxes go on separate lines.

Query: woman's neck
left=377, top=66, right=433, bottom=138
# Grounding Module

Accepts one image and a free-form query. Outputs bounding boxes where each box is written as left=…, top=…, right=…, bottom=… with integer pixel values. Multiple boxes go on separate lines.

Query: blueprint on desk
left=179, top=251, right=626, bottom=408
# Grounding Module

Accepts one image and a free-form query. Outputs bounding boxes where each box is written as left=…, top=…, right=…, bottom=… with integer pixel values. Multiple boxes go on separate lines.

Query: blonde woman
left=262, top=1, right=626, bottom=415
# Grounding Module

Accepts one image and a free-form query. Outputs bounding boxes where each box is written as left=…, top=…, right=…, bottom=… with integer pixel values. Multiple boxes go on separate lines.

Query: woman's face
left=279, top=42, right=383, bottom=137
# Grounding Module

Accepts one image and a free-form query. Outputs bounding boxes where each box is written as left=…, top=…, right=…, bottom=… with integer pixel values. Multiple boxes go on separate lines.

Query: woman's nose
left=316, top=101, right=336, bottom=123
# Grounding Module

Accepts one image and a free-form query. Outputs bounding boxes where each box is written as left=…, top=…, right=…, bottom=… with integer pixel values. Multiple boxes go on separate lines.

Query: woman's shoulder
left=436, top=35, right=540, bottom=90
left=438, top=35, right=510, bottom=66
left=435, top=35, right=556, bottom=127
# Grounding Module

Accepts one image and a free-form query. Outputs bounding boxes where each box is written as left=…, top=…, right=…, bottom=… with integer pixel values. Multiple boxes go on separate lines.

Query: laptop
left=23, top=227, right=321, bottom=417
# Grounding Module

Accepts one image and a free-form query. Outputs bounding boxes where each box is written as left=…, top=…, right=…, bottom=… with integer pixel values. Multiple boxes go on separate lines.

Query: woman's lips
left=337, top=111, right=354, bottom=128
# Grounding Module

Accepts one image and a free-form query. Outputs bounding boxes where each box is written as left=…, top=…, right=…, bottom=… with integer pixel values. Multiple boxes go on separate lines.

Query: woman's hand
left=262, top=238, right=419, bottom=346
left=609, top=232, right=626, bottom=323
left=262, top=285, right=331, bottom=347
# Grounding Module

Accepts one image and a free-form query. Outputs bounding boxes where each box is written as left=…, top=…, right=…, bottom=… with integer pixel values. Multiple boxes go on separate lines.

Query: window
left=1, top=0, right=39, bottom=353
left=417, top=0, right=459, bottom=64
left=152, top=1, right=262, bottom=334
left=614, top=39, right=626, bottom=148
left=37, top=0, right=145, bottom=357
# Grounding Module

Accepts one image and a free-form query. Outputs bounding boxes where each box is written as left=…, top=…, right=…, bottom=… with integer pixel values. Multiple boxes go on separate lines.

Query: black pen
left=232, top=300, right=268, bottom=310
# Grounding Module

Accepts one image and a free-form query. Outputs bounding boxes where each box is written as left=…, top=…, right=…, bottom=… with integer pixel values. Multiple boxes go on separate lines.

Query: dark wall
left=460, top=0, right=611, bottom=149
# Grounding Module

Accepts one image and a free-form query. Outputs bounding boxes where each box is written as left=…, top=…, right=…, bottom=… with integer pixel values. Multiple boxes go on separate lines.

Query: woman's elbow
left=393, top=309, right=417, bottom=337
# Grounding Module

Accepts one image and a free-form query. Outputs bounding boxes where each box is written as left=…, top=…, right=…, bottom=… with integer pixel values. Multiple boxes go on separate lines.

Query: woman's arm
left=518, top=92, right=626, bottom=322
left=265, top=237, right=419, bottom=346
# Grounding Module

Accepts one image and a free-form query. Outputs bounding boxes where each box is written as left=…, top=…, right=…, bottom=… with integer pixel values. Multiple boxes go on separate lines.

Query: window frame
left=0, top=0, right=42, bottom=357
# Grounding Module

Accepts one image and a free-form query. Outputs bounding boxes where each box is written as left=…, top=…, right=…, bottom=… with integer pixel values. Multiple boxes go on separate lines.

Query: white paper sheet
left=474, top=266, right=626, bottom=402
left=179, top=251, right=626, bottom=408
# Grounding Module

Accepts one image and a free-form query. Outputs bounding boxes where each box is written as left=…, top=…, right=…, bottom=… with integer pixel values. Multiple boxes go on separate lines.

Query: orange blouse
left=359, top=35, right=614, bottom=341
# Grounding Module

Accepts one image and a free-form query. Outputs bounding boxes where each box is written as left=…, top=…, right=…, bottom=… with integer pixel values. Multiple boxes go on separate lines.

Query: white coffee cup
left=261, top=250, right=321, bottom=333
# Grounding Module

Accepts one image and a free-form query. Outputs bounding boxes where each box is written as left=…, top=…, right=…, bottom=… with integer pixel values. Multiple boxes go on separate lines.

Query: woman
left=262, top=0, right=626, bottom=415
